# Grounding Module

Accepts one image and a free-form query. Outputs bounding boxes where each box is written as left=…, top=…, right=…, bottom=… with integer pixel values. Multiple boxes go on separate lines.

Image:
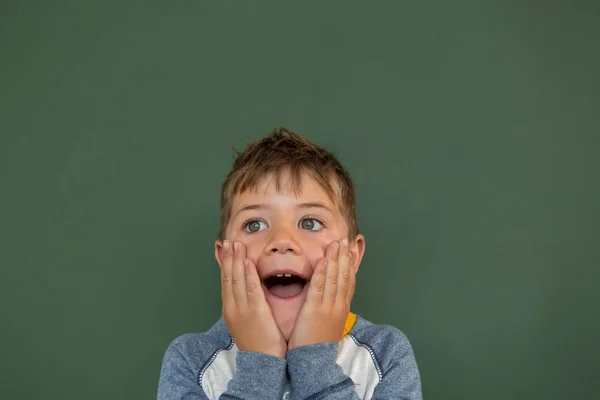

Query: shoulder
left=348, top=314, right=419, bottom=374
left=336, top=314, right=421, bottom=398
left=158, top=318, right=233, bottom=398
left=163, top=318, right=232, bottom=367
left=163, top=332, right=218, bottom=368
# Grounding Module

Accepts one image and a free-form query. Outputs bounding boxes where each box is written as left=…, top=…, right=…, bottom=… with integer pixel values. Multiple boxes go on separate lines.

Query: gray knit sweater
left=157, top=314, right=422, bottom=399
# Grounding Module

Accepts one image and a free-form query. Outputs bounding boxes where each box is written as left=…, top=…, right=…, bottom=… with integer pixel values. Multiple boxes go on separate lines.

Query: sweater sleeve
left=370, top=328, right=422, bottom=400
left=286, top=342, right=360, bottom=400
left=157, top=334, right=287, bottom=400
left=286, top=327, right=422, bottom=400
left=219, top=351, right=287, bottom=400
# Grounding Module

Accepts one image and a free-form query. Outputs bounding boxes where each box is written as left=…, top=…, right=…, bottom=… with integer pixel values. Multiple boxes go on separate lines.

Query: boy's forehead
left=231, top=172, right=341, bottom=212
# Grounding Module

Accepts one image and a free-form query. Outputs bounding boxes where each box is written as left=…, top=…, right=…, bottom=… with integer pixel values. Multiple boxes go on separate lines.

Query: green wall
left=1, top=1, right=599, bottom=399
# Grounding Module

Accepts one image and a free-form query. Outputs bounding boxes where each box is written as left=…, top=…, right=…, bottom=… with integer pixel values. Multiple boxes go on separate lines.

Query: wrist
left=230, top=351, right=288, bottom=400
left=288, top=335, right=341, bottom=350
left=264, top=348, right=286, bottom=359
left=287, top=343, right=350, bottom=397
left=237, top=344, right=286, bottom=359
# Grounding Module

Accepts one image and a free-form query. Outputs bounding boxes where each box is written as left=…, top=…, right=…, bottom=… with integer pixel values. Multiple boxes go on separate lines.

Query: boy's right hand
left=220, top=240, right=287, bottom=359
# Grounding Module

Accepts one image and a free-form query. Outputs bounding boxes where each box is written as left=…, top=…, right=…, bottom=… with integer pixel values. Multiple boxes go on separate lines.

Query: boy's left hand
left=288, top=238, right=354, bottom=350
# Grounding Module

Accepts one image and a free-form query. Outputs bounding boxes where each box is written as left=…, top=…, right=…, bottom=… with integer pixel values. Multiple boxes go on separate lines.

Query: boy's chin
left=264, top=287, right=308, bottom=341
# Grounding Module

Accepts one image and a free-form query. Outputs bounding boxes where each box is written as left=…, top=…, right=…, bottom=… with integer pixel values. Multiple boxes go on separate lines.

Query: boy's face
left=215, top=171, right=365, bottom=340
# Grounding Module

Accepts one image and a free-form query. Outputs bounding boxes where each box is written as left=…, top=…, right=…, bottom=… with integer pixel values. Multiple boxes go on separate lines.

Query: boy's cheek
left=244, top=245, right=263, bottom=262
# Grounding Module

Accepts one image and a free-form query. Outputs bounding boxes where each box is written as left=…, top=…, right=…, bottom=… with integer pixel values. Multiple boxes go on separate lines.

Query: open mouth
left=263, top=274, right=308, bottom=299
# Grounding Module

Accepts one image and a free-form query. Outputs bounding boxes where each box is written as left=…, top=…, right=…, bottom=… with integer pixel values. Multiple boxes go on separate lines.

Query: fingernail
left=223, top=240, right=230, bottom=249
left=233, top=242, right=239, bottom=252
left=333, top=242, right=340, bottom=252
left=342, top=238, right=348, bottom=247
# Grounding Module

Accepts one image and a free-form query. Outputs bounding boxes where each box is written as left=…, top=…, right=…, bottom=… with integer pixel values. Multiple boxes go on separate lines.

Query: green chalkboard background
left=1, top=1, right=599, bottom=399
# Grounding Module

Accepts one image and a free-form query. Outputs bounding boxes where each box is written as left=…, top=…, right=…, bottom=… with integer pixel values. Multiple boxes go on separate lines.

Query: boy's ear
left=215, top=240, right=225, bottom=268
left=349, top=234, right=366, bottom=273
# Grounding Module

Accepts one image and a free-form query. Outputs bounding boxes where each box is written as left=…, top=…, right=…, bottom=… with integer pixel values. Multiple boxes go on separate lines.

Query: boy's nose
left=265, top=227, right=300, bottom=255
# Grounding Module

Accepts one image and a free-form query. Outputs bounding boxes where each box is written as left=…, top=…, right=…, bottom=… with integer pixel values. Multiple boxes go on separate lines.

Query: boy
left=157, top=127, right=422, bottom=399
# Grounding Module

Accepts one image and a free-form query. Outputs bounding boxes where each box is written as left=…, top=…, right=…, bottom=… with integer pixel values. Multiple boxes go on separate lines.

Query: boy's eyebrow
left=234, top=203, right=269, bottom=218
left=296, top=202, right=333, bottom=214
left=233, top=202, right=333, bottom=218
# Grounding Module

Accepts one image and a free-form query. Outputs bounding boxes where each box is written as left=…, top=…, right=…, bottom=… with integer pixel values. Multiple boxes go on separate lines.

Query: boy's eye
left=244, top=220, right=267, bottom=233
left=299, top=218, right=324, bottom=231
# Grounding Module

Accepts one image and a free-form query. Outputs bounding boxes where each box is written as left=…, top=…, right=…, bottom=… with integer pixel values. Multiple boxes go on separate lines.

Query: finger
left=336, top=238, right=352, bottom=306
left=232, top=241, right=248, bottom=306
left=306, top=258, right=327, bottom=305
left=322, top=240, right=340, bottom=307
left=220, top=240, right=234, bottom=305
left=346, top=262, right=357, bottom=306
left=244, top=257, right=265, bottom=305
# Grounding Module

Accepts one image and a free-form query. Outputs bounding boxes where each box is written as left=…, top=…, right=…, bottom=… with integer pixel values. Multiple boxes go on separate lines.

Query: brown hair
left=218, top=127, right=358, bottom=241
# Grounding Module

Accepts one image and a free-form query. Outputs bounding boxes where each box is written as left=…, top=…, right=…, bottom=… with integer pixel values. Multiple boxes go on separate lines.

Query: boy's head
left=214, top=127, right=365, bottom=340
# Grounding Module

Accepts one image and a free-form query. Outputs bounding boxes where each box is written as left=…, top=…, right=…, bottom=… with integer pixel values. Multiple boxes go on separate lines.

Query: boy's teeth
left=276, top=274, right=283, bottom=277
left=284, top=274, right=291, bottom=277
left=275, top=274, right=293, bottom=277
